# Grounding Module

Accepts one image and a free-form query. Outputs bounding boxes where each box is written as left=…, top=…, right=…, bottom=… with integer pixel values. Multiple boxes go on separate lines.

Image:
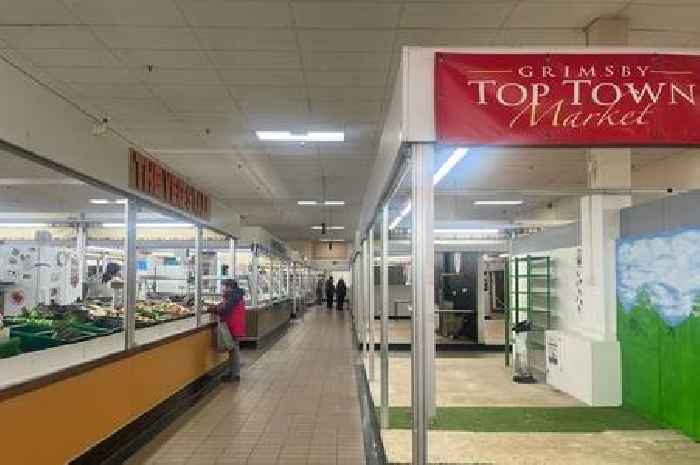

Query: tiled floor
left=125, top=308, right=365, bottom=465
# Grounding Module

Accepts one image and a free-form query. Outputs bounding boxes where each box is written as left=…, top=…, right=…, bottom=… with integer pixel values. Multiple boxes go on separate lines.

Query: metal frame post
left=368, top=226, right=375, bottom=380
left=362, top=240, right=369, bottom=360
left=381, top=203, right=390, bottom=428
left=124, top=200, right=137, bottom=349
left=411, top=143, right=435, bottom=465
left=251, top=246, right=259, bottom=307
left=194, top=225, right=203, bottom=326
left=76, top=223, right=87, bottom=301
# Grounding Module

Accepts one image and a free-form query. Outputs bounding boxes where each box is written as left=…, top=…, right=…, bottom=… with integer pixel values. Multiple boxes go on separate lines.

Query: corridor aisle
left=125, top=309, right=365, bottom=465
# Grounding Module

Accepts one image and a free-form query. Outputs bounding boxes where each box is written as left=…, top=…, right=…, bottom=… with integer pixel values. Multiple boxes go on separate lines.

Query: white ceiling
left=1, top=0, right=699, bottom=241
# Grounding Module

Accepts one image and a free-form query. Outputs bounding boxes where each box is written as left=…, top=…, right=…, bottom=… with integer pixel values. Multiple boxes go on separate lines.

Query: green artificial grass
left=379, top=406, right=660, bottom=433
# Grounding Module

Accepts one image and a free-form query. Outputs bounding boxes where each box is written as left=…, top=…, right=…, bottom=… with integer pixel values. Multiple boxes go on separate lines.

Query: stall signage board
left=435, top=52, right=700, bottom=146
left=129, top=149, right=211, bottom=220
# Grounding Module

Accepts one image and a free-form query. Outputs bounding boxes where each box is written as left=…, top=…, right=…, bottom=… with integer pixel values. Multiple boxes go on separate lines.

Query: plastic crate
left=10, top=330, right=63, bottom=352
left=0, top=337, right=21, bottom=358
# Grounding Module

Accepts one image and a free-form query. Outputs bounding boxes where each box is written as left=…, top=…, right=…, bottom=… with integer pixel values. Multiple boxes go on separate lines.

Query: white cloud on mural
left=617, top=229, right=700, bottom=327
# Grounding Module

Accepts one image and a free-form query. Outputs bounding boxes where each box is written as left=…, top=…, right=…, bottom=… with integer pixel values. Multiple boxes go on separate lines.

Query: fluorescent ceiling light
left=433, top=147, right=468, bottom=186
left=474, top=200, right=524, bottom=206
left=115, top=199, right=127, bottom=205
left=102, top=223, right=194, bottom=228
left=0, top=223, right=48, bottom=228
left=435, top=228, right=500, bottom=234
left=297, top=201, right=319, bottom=206
left=256, top=131, right=344, bottom=142
left=435, top=239, right=504, bottom=245
left=310, top=225, right=344, bottom=230
left=324, top=200, right=345, bottom=206
left=319, top=239, right=344, bottom=243
left=90, top=199, right=110, bottom=204
left=388, top=147, right=468, bottom=231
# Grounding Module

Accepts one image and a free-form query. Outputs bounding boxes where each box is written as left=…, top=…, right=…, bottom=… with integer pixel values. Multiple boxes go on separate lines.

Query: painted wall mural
left=616, top=228, right=700, bottom=440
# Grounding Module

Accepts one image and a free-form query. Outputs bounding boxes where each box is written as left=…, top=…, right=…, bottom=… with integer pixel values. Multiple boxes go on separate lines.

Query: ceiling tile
left=63, top=0, right=186, bottom=26
left=628, top=30, right=697, bottom=47
left=308, top=86, right=386, bottom=101
left=114, top=49, right=212, bottom=68
left=0, top=0, right=75, bottom=24
left=229, top=85, right=307, bottom=101
left=298, top=30, right=394, bottom=52
left=505, top=2, right=625, bottom=28
left=91, top=26, right=199, bottom=49
left=209, top=50, right=301, bottom=69
left=401, top=1, right=514, bottom=28
left=66, top=82, right=153, bottom=98
left=140, top=68, right=221, bottom=84
left=501, top=28, right=585, bottom=46
left=395, top=28, right=503, bottom=48
left=302, top=51, right=390, bottom=71
left=44, top=66, right=139, bottom=83
left=176, top=1, right=291, bottom=27
left=311, top=101, right=382, bottom=122
left=218, top=69, right=305, bottom=86
left=196, top=28, right=297, bottom=50
left=20, top=48, right=120, bottom=67
left=163, top=99, right=239, bottom=115
left=238, top=97, right=308, bottom=114
left=306, top=70, right=386, bottom=87
left=150, top=84, right=230, bottom=100
left=293, top=2, right=401, bottom=28
left=0, top=26, right=102, bottom=48
left=625, top=4, right=700, bottom=32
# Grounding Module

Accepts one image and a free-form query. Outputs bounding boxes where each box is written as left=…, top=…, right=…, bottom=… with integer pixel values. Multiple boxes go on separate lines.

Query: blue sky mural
left=617, top=228, right=700, bottom=327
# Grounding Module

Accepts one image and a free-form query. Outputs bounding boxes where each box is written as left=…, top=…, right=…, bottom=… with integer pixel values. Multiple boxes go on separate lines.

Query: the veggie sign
left=435, top=52, right=700, bottom=146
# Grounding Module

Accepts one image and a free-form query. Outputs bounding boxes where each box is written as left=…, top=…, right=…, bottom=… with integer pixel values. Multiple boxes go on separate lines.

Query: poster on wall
left=435, top=52, right=700, bottom=146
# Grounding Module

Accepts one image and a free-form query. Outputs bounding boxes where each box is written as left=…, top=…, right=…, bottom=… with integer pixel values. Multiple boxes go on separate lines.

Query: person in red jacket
left=211, top=279, right=246, bottom=382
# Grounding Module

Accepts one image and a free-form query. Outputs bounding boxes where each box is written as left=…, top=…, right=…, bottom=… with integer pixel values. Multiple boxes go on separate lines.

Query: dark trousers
left=326, top=296, right=333, bottom=309
left=337, top=296, right=345, bottom=311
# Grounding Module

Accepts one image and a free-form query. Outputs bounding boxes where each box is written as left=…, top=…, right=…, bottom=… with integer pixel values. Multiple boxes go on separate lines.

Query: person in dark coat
left=325, top=276, right=335, bottom=310
left=336, top=278, right=347, bottom=311
left=316, top=278, right=324, bottom=305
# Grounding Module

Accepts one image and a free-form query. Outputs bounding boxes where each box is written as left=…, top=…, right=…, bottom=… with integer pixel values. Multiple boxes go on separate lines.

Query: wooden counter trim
left=0, top=322, right=216, bottom=403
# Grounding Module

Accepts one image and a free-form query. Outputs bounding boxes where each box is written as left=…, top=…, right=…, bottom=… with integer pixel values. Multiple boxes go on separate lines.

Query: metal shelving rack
left=505, top=255, right=552, bottom=378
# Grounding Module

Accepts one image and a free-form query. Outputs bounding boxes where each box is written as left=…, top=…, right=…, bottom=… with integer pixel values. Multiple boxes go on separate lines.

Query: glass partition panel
left=235, top=244, right=253, bottom=306
left=133, top=207, right=196, bottom=345
left=0, top=147, right=126, bottom=388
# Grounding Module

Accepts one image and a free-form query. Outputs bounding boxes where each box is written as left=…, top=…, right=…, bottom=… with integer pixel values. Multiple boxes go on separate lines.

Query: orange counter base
left=0, top=325, right=226, bottom=465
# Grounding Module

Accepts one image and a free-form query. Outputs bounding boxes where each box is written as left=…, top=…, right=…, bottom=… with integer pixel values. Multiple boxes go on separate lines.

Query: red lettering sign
left=128, top=149, right=211, bottom=220
left=435, top=53, right=700, bottom=146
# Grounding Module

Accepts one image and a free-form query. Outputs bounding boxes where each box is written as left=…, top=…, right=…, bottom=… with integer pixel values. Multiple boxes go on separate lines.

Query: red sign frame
left=435, top=52, right=700, bottom=146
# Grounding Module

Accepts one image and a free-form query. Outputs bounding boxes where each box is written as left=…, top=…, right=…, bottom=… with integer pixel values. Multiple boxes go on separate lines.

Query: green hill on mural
left=618, top=294, right=700, bottom=441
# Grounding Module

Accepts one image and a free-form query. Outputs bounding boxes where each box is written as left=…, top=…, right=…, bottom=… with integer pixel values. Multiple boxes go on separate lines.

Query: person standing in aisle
left=209, top=279, right=246, bottom=382
left=336, top=277, right=347, bottom=311
left=316, top=278, right=324, bottom=305
left=325, top=275, right=335, bottom=310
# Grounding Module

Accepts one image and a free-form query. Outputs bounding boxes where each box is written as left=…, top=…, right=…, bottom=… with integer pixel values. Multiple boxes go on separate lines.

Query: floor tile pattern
left=126, top=308, right=365, bottom=465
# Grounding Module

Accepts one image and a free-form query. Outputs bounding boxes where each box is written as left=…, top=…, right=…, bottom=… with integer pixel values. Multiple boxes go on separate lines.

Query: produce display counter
left=0, top=322, right=226, bottom=465
left=243, top=298, right=292, bottom=344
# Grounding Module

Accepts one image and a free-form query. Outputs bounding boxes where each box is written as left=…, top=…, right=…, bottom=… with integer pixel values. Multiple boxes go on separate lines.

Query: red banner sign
left=435, top=52, right=700, bottom=146
left=129, top=149, right=211, bottom=220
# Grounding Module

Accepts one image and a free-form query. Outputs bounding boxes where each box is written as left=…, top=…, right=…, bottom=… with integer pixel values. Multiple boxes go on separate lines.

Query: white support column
left=76, top=223, right=87, bottom=301
left=381, top=203, right=390, bottom=429
left=194, top=225, right=203, bottom=326
left=368, top=226, right=375, bottom=381
left=411, top=143, right=435, bottom=465
left=124, top=200, right=137, bottom=349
